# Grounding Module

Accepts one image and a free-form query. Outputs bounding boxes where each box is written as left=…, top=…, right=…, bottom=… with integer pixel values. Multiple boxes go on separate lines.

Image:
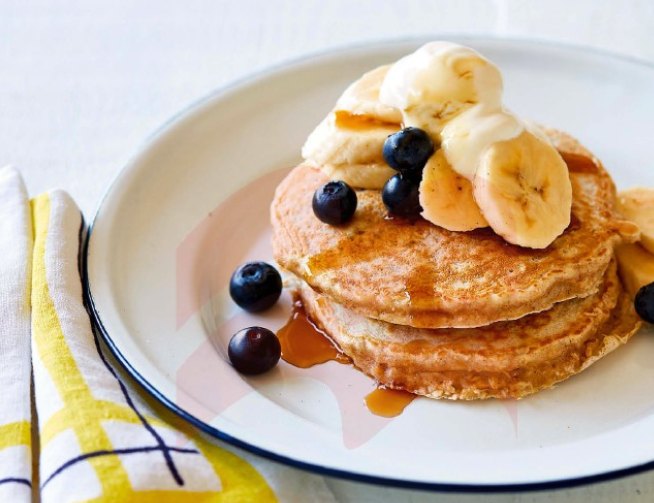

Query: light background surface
left=2, top=1, right=653, bottom=501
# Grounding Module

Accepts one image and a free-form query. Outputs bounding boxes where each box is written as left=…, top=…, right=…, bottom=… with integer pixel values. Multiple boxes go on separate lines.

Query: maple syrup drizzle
left=559, top=150, right=599, bottom=174
left=333, top=110, right=399, bottom=131
left=364, top=388, right=416, bottom=418
left=403, top=264, right=437, bottom=308
left=306, top=214, right=420, bottom=277
left=567, top=212, right=582, bottom=232
left=277, top=301, right=350, bottom=368
left=277, top=301, right=417, bottom=417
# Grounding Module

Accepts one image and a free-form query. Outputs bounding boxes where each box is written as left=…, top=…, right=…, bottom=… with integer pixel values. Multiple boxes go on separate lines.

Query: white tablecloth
left=3, top=0, right=653, bottom=501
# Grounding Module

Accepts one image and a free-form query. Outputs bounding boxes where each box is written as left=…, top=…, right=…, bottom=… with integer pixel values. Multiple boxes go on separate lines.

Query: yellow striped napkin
left=0, top=167, right=334, bottom=502
left=0, top=167, right=33, bottom=502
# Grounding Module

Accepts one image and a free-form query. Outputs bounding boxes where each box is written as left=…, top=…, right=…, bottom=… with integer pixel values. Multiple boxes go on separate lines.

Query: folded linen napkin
left=0, top=167, right=334, bottom=502
left=0, top=168, right=33, bottom=502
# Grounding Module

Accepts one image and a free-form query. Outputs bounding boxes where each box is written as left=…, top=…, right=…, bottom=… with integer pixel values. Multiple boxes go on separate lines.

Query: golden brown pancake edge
left=293, top=261, right=641, bottom=400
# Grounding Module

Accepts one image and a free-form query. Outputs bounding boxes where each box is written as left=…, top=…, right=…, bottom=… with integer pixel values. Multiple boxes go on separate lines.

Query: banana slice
left=321, top=163, right=395, bottom=190
left=419, top=150, right=488, bottom=231
left=302, top=66, right=402, bottom=189
left=473, top=131, right=572, bottom=249
left=302, top=64, right=404, bottom=189
left=616, top=243, right=654, bottom=296
left=617, top=188, right=654, bottom=254
left=301, top=112, right=398, bottom=167
left=335, top=65, right=403, bottom=124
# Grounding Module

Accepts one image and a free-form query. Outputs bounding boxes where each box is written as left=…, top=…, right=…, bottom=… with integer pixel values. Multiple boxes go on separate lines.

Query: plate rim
left=83, top=35, right=654, bottom=493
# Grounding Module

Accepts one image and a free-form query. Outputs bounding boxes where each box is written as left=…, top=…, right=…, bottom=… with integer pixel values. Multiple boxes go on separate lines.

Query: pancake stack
left=270, top=46, right=642, bottom=400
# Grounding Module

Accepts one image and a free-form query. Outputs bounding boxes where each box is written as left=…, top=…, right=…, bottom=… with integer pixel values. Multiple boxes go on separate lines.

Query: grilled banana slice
left=473, top=131, right=572, bottom=249
left=617, top=188, right=654, bottom=254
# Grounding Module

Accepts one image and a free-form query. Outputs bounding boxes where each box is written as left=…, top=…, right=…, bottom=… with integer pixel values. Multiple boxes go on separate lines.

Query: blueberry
left=312, top=180, right=357, bottom=225
left=382, top=174, right=422, bottom=218
left=383, top=127, right=434, bottom=178
left=229, top=262, right=282, bottom=312
left=635, top=282, right=654, bottom=323
left=228, top=327, right=281, bottom=375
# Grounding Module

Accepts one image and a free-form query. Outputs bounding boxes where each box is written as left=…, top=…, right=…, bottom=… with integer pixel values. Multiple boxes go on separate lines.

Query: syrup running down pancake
left=293, top=260, right=641, bottom=400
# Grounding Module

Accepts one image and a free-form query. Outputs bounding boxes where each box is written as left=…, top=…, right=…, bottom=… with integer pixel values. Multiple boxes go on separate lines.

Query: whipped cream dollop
left=440, top=106, right=523, bottom=179
left=379, top=42, right=502, bottom=130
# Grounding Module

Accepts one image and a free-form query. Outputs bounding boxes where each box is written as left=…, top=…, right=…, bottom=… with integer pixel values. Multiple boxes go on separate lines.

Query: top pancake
left=271, top=129, right=637, bottom=328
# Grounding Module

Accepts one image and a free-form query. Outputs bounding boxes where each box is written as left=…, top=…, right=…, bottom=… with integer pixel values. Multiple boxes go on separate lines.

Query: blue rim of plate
left=82, top=36, right=654, bottom=493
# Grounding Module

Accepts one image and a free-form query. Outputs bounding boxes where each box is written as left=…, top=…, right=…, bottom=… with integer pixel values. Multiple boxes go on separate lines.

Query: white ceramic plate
left=85, top=37, right=654, bottom=491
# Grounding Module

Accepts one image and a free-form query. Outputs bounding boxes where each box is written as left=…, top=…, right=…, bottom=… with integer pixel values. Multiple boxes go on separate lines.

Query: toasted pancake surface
left=272, top=130, right=636, bottom=328
left=295, top=261, right=641, bottom=399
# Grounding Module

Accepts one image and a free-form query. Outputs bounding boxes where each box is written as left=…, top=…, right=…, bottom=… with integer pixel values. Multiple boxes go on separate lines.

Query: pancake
left=294, top=261, right=641, bottom=399
left=272, top=129, right=638, bottom=329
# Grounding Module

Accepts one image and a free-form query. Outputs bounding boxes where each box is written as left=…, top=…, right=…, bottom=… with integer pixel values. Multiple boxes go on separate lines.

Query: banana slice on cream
left=419, top=150, right=488, bottom=231
left=302, top=112, right=397, bottom=168
left=302, top=66, right=401, bottom=189
left=335, top=65, right=403, bottom=124
left=473, top=131, right=572, bottom=249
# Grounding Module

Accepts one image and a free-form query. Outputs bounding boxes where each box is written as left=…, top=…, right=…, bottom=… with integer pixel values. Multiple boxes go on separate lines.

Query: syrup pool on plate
left=277, top=300, right=417, bottom=417
left=277, top=300, right=351, bottom=368
left=364, top=388, right=416, bottom=418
